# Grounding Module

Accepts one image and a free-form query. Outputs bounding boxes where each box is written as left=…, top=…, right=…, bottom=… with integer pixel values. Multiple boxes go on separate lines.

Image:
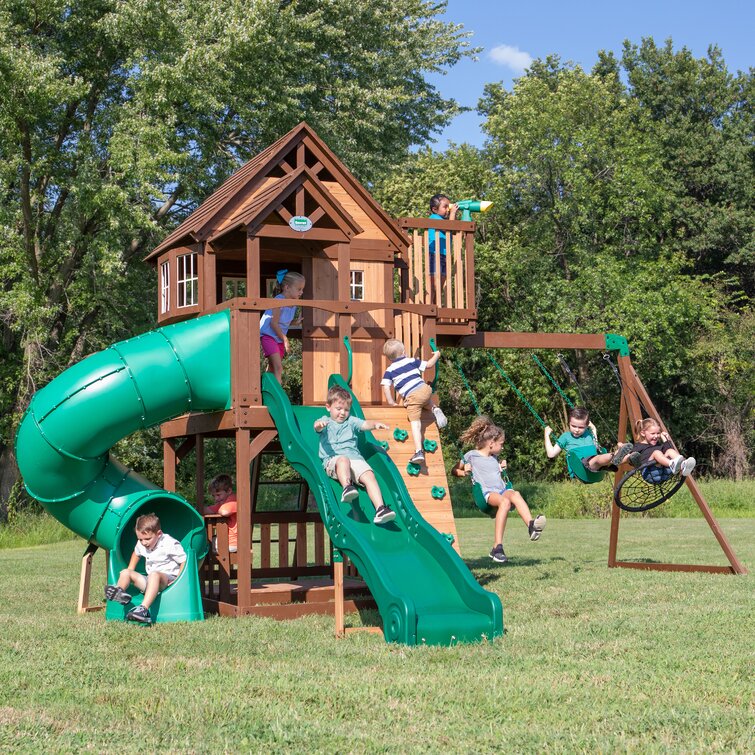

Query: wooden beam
left=174, top=436, right=196, bottom=463
left=460, top=332, right=607, bottom=350
left=202, top=241, right=216, bottom=310
left=249, top=429, right=278, bottom=461
left=613, top=562, right=736, bottom=574
left=398, top=217, right=475, bottom=232
left=233, top=297, right=437, bottom=317
left=160, top=409, right=275, bottom=438
left=255, top=225, right=350, bottom=242
left=608, top=384, right=631, bottom=568
left=195, top=434, right=205, bottom=510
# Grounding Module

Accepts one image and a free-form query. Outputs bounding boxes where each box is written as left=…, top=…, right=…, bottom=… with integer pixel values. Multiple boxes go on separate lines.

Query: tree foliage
left=377, top=42, right=753, bottom=480
left=0, top=0, right=472, bottom=510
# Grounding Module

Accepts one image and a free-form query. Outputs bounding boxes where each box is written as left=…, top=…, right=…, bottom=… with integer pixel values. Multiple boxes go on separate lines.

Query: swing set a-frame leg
left=608, top=355, right=747, bottom=575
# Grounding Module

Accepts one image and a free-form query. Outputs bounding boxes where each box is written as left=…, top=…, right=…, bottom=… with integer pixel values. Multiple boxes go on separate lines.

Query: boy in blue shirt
left=544, top=406, right=639, bottom=472
left=314, top=385, right=396, bottom=524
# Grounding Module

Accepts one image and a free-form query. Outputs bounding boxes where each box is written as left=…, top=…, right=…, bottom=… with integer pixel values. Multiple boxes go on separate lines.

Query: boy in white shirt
left=104, top=512, right=186, bottom=624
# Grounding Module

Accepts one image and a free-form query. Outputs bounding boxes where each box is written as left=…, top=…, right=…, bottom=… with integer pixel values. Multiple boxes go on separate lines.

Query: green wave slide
left=16, top=310, right=503, bottom=643
left=262, top=372, right=503, bottom=645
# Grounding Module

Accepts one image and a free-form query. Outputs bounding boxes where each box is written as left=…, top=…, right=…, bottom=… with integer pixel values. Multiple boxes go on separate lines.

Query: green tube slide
left=15, top=311, right=232, bottom=623
left=262, top=373, right=503, bottom=646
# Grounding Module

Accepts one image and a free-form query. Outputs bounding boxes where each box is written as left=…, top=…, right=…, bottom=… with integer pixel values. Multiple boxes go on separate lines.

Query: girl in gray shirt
left=454, top=416, right=546, bottom=563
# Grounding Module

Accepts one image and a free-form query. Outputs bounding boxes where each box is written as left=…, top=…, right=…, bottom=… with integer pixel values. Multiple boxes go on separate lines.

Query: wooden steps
left=363, top=406, right=459, bottom=553
left=204, top=577, right=375, bottom=619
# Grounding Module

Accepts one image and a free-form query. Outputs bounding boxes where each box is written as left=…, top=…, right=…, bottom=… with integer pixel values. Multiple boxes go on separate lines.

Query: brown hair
left=326, top=385, right=352, bottom=405
left=567, top=406, right=590, bottom=422
left=459, top=416, right=505, bottom=449
left=382, top=339, right=406, bottom=361
left=135, top=513, right=161, bottom=534
left=209, top=474, right=234, bottom=493
left=634, top=417, right=661, bottom=440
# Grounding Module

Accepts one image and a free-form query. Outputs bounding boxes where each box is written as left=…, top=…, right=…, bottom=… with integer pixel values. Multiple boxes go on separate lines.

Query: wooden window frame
left=177, top=252, right=199, bottom=308
left=160, top=260, right=170, bottom=313
left=350, top=269, right=364, bottom=301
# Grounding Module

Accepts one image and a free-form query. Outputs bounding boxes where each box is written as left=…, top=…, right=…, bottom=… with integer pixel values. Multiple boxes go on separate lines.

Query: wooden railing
left=203, top=511, right=341, bottom=603
left=397, top=217, right=476, bottom=318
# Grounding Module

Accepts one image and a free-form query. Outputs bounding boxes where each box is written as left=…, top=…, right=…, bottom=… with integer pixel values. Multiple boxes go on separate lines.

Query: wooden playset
left=137, top=122, right=744, bottom=625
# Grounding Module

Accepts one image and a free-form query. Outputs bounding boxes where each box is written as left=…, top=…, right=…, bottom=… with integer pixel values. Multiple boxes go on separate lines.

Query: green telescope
left=456, top=199, right=493, bottom=222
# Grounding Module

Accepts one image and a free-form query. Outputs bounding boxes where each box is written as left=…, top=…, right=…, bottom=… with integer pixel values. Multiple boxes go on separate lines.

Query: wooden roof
left=146, top=122, right=407, bottom=260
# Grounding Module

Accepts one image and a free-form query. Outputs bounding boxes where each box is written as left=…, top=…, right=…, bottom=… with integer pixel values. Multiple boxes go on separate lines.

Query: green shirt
left=317, top=415, right=366, bottom=461
left=556, top=429, right=598, bottom=454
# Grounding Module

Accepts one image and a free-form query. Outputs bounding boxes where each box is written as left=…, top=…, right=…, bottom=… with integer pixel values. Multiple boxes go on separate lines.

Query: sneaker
left=611, top=443, right=635, bottom=466
left=104, top=585, right=132, bottom=605
left=528, top=514, right=546, bottom=541
left=627, top=451, right=642, bottom=468
left=373, top=505, right=396, bottom=524
left=681, top=457, right=696, bottom=477
left=668, top=456, right=684, bottom=475
left=409, top=450, right=425, bottom=465
left=489, top=545, right=508, bottom=563
left=341, top=484, right=359, bottom=503
left=432, top=406, right=448, bottom=429
left=126, top=605, right=151, bottom=624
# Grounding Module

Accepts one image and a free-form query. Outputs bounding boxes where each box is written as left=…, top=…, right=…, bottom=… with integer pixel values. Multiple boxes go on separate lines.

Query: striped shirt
left=381, top=357, right=428, bottom=398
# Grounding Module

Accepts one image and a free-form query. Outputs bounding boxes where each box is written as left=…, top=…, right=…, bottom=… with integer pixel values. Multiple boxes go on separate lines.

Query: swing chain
left=532, top=354, right=575, bottom=409
left=487, top=354, right=547, bottom=430
left=602, top=352, right=623, bottom=389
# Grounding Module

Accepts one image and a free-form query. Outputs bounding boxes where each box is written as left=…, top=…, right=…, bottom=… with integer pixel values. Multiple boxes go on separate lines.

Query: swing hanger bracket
left=604, top=333, right=630, bottom=357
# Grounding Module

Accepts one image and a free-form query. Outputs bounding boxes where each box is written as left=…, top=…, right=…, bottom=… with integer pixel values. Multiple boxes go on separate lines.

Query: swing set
left=440, top=330, right=745, bottom=575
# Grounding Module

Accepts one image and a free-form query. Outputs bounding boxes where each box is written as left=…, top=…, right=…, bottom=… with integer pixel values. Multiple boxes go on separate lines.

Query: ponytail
left=460, top=415, right=505, bottom=448
left=273, top=270, right=305, bottom=296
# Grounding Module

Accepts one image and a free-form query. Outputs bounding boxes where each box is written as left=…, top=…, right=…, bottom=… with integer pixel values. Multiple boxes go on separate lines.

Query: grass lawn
left=0, top=517, right=752, bottom=752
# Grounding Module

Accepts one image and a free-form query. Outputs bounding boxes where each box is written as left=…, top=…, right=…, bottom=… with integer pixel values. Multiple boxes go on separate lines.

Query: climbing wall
left=363, top=407, right=459, bottom=554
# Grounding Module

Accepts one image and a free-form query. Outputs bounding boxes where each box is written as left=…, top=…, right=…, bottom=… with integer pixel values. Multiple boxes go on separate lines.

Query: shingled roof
left=146, top=122, right=406, bottom=260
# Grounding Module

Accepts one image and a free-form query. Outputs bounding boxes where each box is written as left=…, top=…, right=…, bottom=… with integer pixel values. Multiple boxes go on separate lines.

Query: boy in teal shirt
left=315, top=385, right=396, bottom=524
left=544, top=406, right=638, bottom=472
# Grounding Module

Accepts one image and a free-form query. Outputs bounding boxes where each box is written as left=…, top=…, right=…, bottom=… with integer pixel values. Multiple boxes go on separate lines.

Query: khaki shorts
left=323, top=456, right=373, bottom=484
left=403, top=382, right=433, bottom=422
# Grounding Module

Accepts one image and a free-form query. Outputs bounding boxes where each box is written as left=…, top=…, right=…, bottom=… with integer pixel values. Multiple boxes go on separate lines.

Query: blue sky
left=427, top=0, right=754, bottom=149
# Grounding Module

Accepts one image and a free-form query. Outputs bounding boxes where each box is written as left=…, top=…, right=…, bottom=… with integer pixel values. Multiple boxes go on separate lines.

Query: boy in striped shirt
left=381, top=339, right=447, bottom=465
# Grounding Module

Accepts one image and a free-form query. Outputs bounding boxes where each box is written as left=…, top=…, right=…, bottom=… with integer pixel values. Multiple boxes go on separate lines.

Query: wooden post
left=465, top=229, right=475, bottom=313
left=163, top=439, right=177, bottom=492
left=202, top=241, right=216, bottom=310
left=195, top=434, right=205, bottom=510
left=236, top=427, right=253, bottom=610
left=608, top=386, right=631, bottom=567
left=422, top=314, right=437, bottom=387
left=334, top=551, right=345, bottom=638
left=77, top=543, right=104, bottom=614
left=628, top=366, right=747, bottom=575
left=248, top=234, right=262, bottom=414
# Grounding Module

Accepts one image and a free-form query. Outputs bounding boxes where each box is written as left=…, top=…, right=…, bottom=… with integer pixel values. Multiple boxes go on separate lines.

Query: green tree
left=378, top=46, right=753, bottom=478
left=621, top=38, right=755, bottom=294
left=0, top=0, right=473, bottom=511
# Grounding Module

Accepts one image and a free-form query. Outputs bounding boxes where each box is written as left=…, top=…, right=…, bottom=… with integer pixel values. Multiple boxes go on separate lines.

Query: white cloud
left=488, top=44, right=533, bottom=73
